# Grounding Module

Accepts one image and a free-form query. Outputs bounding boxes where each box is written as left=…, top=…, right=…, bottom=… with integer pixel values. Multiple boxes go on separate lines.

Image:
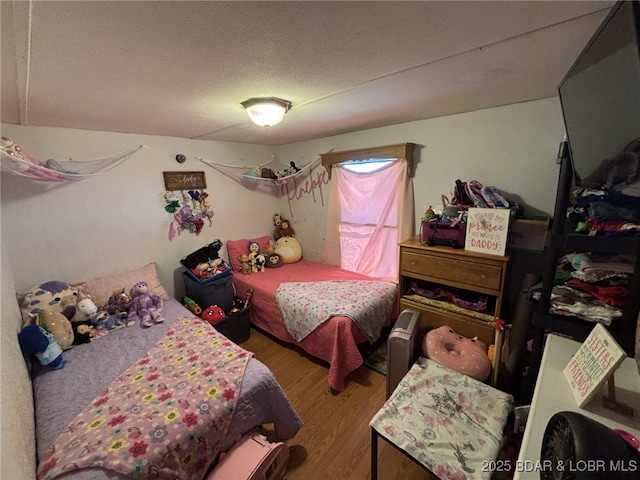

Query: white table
left=515, top=334, right=640, bottom=480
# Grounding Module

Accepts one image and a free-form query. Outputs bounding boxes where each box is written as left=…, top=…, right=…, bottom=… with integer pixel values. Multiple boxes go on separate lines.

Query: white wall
left=276, top=97, right=565, bottom=257
left=0, top=242, right=36, bottom=480
left=0, top=125, right=279, bottom=296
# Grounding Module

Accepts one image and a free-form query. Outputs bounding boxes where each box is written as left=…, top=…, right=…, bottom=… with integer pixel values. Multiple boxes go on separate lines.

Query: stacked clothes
left=529, top=252, right=635, bottom=326
left=568, top=188, right=640, bottom=235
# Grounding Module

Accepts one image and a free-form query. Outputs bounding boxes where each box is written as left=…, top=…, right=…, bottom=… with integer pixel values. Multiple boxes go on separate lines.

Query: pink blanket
left=233, top=260, right=397, bottom=392
left=37, top=318, right=252, bottom=480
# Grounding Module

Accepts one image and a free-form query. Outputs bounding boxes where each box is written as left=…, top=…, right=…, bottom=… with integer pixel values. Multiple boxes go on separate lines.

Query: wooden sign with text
left=464, top=208, right=510, bottom=256
left=563, top=323, right=626, bottom=408
left=163, top=171, right=207, bottom=191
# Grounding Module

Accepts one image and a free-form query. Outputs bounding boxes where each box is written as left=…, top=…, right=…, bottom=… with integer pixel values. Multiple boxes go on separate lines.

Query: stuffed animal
left=71, top=319, right=94, bottom=344
left=106, top=288, right=131, bottom=317
left=422, top=325, right=492, bottom=381
left=18, top=325, right=66, bottom=369
left=201, top=305, right=226, bottom=325
left=273, top=219, right=295, bottom=240
left=91, top=310, right=127, bottom=331
left=72, top=292, right=98, bottom=322
left=265, top=252, right=284, bottom=268
left=18, top=280, right=79, bottom=326
left=238, top=254, right=252, bottom=275
left=252, top=253, right=266, bottom=273
left=273, top=213, right=282, bottom=238
left=274, top=236, right=302, bottom=264
left=266, top=239, right=276, bottom=254
left=31, top=310, right=75, bottom=349
left=128, top=281, right=164, bottom=328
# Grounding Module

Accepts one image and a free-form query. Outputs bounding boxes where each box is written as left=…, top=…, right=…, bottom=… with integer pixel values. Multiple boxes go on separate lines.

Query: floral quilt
left=37, top=318, right=253, bottom=480
left=275, top=280, right=397, bottom=343
left=370, top=357, right=514, bottom=480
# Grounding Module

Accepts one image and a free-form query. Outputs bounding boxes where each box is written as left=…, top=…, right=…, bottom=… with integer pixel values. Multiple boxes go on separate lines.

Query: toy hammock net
left=0, top=138, right=146, bottom=182
left=197, top=155, right=321, bottom=186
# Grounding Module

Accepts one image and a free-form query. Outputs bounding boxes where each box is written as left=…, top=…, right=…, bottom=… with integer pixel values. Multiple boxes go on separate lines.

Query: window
left=320, top=144, right=415, bottom=282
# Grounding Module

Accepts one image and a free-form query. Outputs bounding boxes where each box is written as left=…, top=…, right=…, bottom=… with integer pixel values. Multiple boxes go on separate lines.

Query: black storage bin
left=213, top=306, right=251, bottom=344
left=181, top=241, right=232, bottom=285
left=183, top=271, right=233, bottom=314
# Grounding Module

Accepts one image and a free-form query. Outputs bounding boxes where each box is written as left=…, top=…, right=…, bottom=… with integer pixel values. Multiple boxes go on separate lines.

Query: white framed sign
left=465, top=208, right=510, bottom=256
left=563, top=323, right=626, bottom=408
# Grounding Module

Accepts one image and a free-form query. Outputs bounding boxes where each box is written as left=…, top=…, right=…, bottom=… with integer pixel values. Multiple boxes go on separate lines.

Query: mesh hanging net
left=197, top=156, right=321, bottom=186
left=0, top=137, right=146, bottom=182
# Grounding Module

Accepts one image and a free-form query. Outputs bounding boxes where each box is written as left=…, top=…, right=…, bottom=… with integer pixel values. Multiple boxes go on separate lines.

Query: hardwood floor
left=241, top=327, right=437, bottom=480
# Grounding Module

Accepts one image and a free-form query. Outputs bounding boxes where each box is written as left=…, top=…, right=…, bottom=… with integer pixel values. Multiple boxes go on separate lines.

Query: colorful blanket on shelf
left=37, top=318, right=252, bottom=480
left=275, top=280, right=397, bottom=343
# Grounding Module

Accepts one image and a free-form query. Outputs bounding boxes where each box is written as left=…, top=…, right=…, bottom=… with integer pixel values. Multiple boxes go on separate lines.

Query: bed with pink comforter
left=232, top=260, right=397, bottom=392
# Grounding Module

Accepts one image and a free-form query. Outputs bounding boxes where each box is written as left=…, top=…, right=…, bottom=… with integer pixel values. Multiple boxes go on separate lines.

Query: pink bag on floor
left=206, top=430, right=290, bottom=480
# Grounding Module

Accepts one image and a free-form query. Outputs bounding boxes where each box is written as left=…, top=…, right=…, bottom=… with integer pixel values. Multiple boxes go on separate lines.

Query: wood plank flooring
left=241, top=327, right=437, bottom=480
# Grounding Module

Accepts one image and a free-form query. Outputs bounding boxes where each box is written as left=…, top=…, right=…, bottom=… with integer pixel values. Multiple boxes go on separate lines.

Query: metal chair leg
left=371, top=427, right=378, bottom=480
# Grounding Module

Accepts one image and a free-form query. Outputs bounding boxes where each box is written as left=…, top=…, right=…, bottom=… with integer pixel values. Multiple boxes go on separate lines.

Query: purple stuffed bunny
left=128, top=281, right=164, bottom=328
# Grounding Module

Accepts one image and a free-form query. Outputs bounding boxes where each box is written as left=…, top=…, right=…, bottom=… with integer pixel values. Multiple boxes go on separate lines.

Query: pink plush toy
left=128, top=281, right=164, bottom=328
left=422, top=325, right=492, bottom=381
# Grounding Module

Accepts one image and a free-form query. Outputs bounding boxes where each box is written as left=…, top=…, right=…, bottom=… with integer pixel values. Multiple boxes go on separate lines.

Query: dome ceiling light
left=241, top=97, right=291, bottom=128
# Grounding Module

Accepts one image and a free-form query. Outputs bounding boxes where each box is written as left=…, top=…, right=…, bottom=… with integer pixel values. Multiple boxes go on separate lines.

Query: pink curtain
left=322, top=158, right=414, bottom=282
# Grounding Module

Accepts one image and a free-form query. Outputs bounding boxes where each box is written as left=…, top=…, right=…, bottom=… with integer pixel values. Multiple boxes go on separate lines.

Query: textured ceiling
left=1, top=1, right=613, bottom=146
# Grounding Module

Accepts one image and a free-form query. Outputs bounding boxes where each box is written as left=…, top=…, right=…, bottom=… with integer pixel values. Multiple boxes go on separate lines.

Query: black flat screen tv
left=558, top=0, right=640, bottom=188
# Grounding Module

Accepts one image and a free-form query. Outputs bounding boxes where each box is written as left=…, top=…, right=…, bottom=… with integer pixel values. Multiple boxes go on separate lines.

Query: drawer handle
left=480, top=274, right=486, bottom=279
left=411, top=261, right=416, bottom=267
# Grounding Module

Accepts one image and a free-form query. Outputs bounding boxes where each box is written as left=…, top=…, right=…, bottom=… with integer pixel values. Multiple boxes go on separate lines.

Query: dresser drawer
left=400, top=298, right=494, bottom=346
left=401, top=251, right=502, bottom=290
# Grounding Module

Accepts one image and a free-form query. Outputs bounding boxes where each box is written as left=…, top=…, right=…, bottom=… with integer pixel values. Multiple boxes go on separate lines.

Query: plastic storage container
left=213, top=306, right=251, bottom=344
left=183, top=271, right=233, bottom=314
left=181, top=242, right=232, bottom=284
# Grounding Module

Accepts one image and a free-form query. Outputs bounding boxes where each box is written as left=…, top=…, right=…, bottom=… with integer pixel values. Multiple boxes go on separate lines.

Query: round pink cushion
left=422, top=325, right=492, bottom=381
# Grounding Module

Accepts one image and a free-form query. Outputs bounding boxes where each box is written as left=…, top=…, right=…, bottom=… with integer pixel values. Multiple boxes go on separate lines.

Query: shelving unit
left=398, top=236, right=509, bottom=347
left=528, top=157, right=640, bottom=394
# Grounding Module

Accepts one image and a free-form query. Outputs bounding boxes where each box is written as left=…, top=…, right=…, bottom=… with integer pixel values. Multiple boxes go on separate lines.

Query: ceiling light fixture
left=241, top=97, right=291, bottom=128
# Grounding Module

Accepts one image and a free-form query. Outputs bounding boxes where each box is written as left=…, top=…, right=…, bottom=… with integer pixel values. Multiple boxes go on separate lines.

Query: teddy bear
left=128, top=281, right=164, bottom=328
left=18, top=325, right=66, bottom=369
left=238, top=254, right=252, bottom=275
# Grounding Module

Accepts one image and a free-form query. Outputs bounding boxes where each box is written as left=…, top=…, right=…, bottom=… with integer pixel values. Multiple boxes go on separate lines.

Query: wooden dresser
left=399, top=236, right=509, bottom=346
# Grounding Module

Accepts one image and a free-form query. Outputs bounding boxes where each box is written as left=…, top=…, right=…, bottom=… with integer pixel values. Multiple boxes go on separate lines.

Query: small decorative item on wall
left=163, top=188, right=214, bottom=241
left=162, top=171, right=207, bottom=190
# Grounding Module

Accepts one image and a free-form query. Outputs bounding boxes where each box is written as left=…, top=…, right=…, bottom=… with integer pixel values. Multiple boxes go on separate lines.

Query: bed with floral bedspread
left=31, top=298, right=303, bottom=480
left=232, top=259, right=398, bottom=392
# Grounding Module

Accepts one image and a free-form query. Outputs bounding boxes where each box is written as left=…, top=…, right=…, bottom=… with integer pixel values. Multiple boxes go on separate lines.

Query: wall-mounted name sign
left=163, top=171, right=207, bottom=190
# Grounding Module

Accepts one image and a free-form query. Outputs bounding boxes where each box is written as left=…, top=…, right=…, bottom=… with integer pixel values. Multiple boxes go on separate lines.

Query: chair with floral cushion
left=370, top=356, right=514, bottom=480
